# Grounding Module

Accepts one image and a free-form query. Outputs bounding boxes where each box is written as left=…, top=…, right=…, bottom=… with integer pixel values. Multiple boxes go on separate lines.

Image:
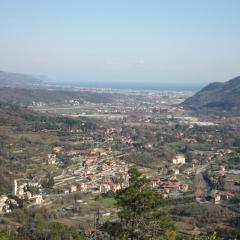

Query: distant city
left=58, top=81, right=204, bottom=91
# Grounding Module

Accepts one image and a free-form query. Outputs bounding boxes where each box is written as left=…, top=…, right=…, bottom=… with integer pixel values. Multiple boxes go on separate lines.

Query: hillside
left=0, top=102, right=97, bottom=193
left=182, top=76, right=240, bottom=113
left=0, top=69, right=124, bottom=105
left=0, top=70, right=44, bottom=88
left=0, top=88, right=121, bottom=106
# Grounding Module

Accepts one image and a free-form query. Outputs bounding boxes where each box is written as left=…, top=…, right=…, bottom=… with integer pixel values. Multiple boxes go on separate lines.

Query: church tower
left=13, top=179, right=18, bottom=196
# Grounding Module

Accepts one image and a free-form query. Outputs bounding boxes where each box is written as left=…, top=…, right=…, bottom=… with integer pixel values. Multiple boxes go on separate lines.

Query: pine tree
left=105, top=167, right=175, bottom=240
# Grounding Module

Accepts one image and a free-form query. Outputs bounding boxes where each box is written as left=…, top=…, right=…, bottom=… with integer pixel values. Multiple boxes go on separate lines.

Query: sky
left=0, top=0, right=240, bottom=87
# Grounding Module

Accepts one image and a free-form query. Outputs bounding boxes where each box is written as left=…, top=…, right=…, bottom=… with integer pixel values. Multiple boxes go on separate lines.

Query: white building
left=32, top=195, right=43, bottom=205
left=99, top=184, right=111, bottom=193
left=174, top=169, right=180, bottom=175
left=47, top=154, right=57, bottom=165
left=13, top=179, right=18, bottom=196
left=70, top=185, right=77, bottom=193
left=172, top=155, right=186, bottom=164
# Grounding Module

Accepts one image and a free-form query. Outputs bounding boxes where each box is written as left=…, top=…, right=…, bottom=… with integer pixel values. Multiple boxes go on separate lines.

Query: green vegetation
left=0, top=102, right=97, bottom=193
left=103, top=168, right=175, bottom=239
left=0, top=222, right=85, bottom=240
left=182, top=76, right=240, bottom=114
left=194, top=232, right=219, bottom=240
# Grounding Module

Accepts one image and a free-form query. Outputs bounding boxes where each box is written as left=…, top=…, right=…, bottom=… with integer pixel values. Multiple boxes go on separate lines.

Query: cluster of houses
left=150, top=174, right=190, bottom=199
left=68, top=99, right=80, bottom=105
left=0, top=180, right=43, bottom=214
left=64, top=180, right=125, bottom=195
left=0, top=195, right=13, bottom=213
left=59, top=146, right=190, bottom=199
left=51, top=145, right=130, bottom=195
left=13, top=180, right=43, bottom=204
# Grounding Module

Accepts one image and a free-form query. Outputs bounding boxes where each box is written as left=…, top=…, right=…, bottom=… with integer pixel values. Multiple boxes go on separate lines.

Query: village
left=1, top=125, right=239, bottom=216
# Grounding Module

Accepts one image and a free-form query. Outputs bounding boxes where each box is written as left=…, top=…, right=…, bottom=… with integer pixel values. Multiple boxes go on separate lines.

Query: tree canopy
left=104, top=167, right=175, bottom=240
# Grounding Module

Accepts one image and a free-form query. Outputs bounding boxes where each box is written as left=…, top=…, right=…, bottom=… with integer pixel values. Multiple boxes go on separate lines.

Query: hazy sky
left=0, top=0, right=240, bottom=85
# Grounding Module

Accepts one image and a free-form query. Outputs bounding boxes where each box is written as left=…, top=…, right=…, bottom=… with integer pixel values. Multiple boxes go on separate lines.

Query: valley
left=0, top=82, right=240, bottom=239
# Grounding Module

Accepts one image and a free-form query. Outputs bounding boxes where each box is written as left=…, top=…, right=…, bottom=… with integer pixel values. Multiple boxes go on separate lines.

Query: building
left=70, top=185, right=77, bottom=193
left=0, top=195, right=8, bottom=213
left=80, top=183, right=88, bottom=192
left=172, top=155, right=186, bottom=164
left=110, top=183, right=121, bottom=192
left=47, top=154, right=57, bottom=165
left=32, top=195, right=43, bottom=205
left=214, top=191, right=234, bottom=204
left=13, top=179, right=18, bottom=196
left=219, top=165, right=225, bottom=172
left=99, top=183, right=111, bottom=193
left=53, top=146, right=63, bottom=153
left=173, top=169, right=180, bottom=175
left=89, top=148, right=107, bottom=157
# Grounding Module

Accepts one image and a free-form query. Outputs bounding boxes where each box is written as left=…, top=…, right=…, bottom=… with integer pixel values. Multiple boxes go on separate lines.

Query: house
left=105, top=128, right=117, bottom=136
left=0, top=204, right=11, bottom=213
left=0, top=203, right=5, bottom=213
left=180, top=184, right=189, bottom=192
left=164, top=183, right=181, bottom=193
left=219, top=165, right=225, bottom=172
left=172, top=155, right=186, bottom=164
left=83, top=157, right=98, bottom=167
left=89, top=148, right=107, bottom=157
left=214, top=194, right=221, bottom=204
left=173, top=169, right=180, bottom=175
left=53, top=146, right=63, bottom=153
left=99, top=183, right=111, bottom=193
left=150, top=178, right=161, bottom=188
left=214, top=191, right=234, bottom=204
left=47, top=154, right=57, bottom=165
left=121, top=136, right=132, bottom=144
left=110, top=183, right=121, bottom=192
left=80, top=183, right=88, bottom=192
left=0, top=195, right=8, bottom=213
left=70, top=185, right=77, bottom=193
left=0, top=195, right=8, bottom=203
left=192, top=159, right=198, bottom=168
left=32, top=195, right=43, bottom=205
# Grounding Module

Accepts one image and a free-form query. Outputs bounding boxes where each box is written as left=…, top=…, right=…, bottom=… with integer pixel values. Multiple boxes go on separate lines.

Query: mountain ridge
left=182, top=76, right=240, bottom=113
left=0, top=70, right=44, bottom=88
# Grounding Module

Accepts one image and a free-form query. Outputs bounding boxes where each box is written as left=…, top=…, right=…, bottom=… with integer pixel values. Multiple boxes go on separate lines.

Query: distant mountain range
left=182, top=76, right=240, bottom=113
left=0, top=70, right=44, bottom=88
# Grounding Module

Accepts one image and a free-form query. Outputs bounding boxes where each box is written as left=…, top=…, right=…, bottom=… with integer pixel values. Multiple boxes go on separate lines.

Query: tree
left=216, top=176, right=225, bottom=190
left=104, top=167, right=175, bottom=240
left=0, top=230, right=24, bottom=240
left=47, top=176, right=54, bottom=189
left=194, top=174, right=207, bottom=198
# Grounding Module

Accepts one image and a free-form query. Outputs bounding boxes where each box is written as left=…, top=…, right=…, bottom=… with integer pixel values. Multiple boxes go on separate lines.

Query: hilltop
left=182, top=76, right=240, bottom=114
